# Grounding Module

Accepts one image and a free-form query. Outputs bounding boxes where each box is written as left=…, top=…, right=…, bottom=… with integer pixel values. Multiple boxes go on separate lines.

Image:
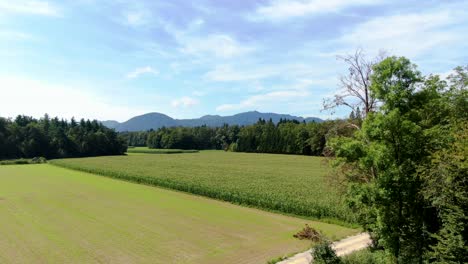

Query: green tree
left=328, top=56, right=446, bottom=263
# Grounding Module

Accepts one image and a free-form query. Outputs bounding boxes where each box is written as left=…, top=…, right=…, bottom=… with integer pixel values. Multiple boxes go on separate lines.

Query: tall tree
left=323, top=49, right=385, bottom=118
left=328, top=56, right=445, bottom=263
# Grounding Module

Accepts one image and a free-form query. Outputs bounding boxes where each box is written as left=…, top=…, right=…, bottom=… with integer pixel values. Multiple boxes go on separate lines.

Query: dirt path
left=277, top=233, right=371, bottom=264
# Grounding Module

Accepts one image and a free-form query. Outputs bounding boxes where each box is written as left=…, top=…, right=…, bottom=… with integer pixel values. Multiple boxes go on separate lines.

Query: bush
left=340, top=249, right=391, bottom=264
left=312, top=241, right=341, bottom=264
left=31, top=157, right=47, bottom=164
left=0, top=157, right=46, bottom=165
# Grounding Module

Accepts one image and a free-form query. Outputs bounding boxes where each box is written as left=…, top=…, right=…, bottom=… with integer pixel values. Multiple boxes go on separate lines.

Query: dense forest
left=120, top=118, right=358, bottom=156
left=0, top=115, right=127, bottom=159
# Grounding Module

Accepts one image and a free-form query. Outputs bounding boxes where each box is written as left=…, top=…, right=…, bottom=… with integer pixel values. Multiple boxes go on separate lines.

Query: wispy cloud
left=216, top=89, right=309, bottom=111
left=0, top=0, right=61, bottom=16
left=338, top=6, right=468, bottom=58
left=160, top=18, right=255, bottom=59
left=249, top=0, right=383, bottom=21
left=204, top=63, right=335, bottom=84
left=181, top=34, right=254, bottom=59
left=204, top=64, right=277, bottom=82
left=171, top=96, right=199, bottom=108
left=126, top=66, right=159, bottom=79
left=0, top=30, right=34, bottom=40
left=122, top=9, right=151, bottom=27
left=0, top=75, right=147, bottom=121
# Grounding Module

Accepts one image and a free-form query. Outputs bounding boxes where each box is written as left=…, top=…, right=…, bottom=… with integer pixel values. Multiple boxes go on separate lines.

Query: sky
left=0, top=0, right=467, bottom=122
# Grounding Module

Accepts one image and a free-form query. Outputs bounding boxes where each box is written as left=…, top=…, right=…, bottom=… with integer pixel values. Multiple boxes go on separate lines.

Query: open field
left=127, top=147, right=199, bottom=154
left=0, top=165, right=357, bottom=264
left=51, top=151, right=355, bottom=224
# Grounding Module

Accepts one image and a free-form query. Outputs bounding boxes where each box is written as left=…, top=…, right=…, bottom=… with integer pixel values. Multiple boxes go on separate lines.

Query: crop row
left=50, top=153, right=357, bottom=226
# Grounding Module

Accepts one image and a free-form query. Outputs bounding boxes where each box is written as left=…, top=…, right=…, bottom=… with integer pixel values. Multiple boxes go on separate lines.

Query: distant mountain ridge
left=102, top=111, right=323, bottom=132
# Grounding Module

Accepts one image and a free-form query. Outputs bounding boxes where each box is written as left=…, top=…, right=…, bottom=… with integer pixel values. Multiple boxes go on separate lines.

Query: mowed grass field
left=51, top=151, right=355, bottom=224
left=0, top=165, right=357, bottom=264
left=127, top=147, right=199, bottom=154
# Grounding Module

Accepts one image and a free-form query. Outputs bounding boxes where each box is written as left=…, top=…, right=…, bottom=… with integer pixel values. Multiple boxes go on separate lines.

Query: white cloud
left=0, top=30, right=34, bottom=40
left=181, top=34, right=254, bottom=59
left=204, top=64, right=277, bottom=82
left=160, top=18, right=254, bottom=59
left=216, top=89, right=309, bottom=111
left=0, top=76, right=146, bottom=121
left=0, top=0, right=61, bottom=16
left=204, top=63, right=336, bottom=83
left=171, top=96, right=199, bottom=108
left=123, top=9, right=151, bottom=27
left=126, top=66, right=159, bottom=79
left=249, top=0, right=382, bottom=21
left=339, top=8, right=468, bottom=58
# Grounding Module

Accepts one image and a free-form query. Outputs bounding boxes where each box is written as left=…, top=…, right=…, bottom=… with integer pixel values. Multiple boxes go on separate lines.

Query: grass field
left=127, top=147, right=199, bottom=154
left=0, top=165, right=357, bottom=263
left=51, top=151, right=355, bottom=224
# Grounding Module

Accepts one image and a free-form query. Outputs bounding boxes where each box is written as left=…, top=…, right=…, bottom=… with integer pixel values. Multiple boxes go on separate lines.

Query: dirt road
left=277, top=233, right=372, bottom=264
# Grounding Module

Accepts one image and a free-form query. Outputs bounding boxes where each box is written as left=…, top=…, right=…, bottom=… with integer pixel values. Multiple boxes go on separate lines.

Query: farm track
left=277, top=233, right=371, bottom=264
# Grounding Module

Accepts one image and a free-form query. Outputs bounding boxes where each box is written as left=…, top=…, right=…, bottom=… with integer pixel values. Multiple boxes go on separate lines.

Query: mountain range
left=102, top=111, right=323, bottom=132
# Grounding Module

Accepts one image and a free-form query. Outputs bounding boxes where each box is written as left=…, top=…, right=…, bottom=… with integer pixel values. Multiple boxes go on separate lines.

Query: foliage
left=51, top=151, right=358, bottom=224
left=312, top=241, right=341, bottom=264
left=120, top=119, right=354, bottom=157
left=340, top=249, right=391, bottom=264
left=328, top=59, right=468, bottom=262
left=119, top=131, right=148, bottom=146
left=0, top=114, right=127, bottom=159
left=126, top=147, right=199, bottom=154
left=0, top=157, right=46, bottom=165
left=421, top=122, right=468, bottom=263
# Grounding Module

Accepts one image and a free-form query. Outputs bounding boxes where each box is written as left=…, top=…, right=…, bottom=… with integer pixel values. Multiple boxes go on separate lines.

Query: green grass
left=0, top=165, right=357, bottom=264
left=51, top=151, right=356, bottom=224
left=126, top=147, right=199, bottom=154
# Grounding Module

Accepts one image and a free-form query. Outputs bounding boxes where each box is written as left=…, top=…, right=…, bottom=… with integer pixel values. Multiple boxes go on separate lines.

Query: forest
left=121, top=118, right=357, bottom=156
left=0, top=115, right=127, bottom=159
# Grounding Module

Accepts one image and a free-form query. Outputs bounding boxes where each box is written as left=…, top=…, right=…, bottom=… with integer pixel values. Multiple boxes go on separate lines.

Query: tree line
left=120, top=118, right=359, bottom=156
left=0, top=115, right=127, bottom=159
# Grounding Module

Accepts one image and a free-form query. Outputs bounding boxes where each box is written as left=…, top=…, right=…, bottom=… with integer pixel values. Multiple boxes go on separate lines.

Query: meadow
left=0, top=165, right=357, bottom=263
left=51, top=151, right=356, bottom=224
left=126, top=147, right=199, bottom=154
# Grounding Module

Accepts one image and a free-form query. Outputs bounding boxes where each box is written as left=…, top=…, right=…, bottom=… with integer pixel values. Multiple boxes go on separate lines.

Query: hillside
left=103, top=111, right=323, bottom=132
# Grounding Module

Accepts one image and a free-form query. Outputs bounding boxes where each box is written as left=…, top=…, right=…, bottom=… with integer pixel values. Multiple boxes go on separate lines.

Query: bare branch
left=323, top=49, right=387, bottom=121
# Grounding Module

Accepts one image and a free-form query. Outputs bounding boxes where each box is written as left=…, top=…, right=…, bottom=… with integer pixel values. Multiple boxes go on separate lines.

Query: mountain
left=103, top=111, right=323, bottom=132
left=100, top=120, right=120, bottom=129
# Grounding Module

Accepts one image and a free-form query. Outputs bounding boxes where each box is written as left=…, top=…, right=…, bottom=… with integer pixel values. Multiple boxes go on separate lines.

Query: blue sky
left=1, top=0, right=467, bottom=121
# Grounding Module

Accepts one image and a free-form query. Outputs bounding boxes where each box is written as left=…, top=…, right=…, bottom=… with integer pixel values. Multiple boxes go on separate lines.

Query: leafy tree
left=329, top=58, right=468, bottom=263
left=312, top=241, right=341, bottom=264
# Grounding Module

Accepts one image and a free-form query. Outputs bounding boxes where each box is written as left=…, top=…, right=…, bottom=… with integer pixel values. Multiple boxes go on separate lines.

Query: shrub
left=340, top=249, right=391, bottom=264
left=31, top=157, right=47, bottom=164
left=312, top=241, right=341, bottom=264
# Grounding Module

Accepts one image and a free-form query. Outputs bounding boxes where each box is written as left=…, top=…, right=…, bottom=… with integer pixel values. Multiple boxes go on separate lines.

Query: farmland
left=51, top=151, right=356, bottom=224
left=0, top=165, right=357, bottom=263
